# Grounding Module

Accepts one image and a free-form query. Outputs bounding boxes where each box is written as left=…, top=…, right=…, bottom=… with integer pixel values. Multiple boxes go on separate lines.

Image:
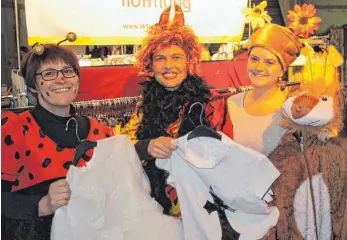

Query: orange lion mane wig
left=136, top=4, right=201, bottom=77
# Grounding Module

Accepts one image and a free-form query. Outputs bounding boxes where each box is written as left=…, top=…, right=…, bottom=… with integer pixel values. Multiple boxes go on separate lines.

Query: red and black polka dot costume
left=1, top=107, right=114, bottom=240
left=1, top=111, right=113, bottom=190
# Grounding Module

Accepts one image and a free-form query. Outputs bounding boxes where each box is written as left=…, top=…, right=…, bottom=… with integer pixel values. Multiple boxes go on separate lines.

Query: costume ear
left=173, top=3, right=185, bottom=26
left=159, top=5, right=171, bottom=25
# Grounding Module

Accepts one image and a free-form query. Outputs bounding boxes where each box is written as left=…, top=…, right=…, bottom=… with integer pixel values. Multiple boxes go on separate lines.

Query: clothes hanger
left=187, top=102, right=222, bottom=141
left=66, top=118, right=97, bottom=166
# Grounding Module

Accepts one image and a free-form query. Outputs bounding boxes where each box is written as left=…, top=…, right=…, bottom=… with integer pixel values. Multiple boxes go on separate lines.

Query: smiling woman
left=22, top=45, right=80, bottom=117
left=1, top=44, right=113, bottom=240
left=152, top=45, right=188, bottom=89
left=227, top=24, right=303, bottom=156
left=122, top=4, right=233, bottom=218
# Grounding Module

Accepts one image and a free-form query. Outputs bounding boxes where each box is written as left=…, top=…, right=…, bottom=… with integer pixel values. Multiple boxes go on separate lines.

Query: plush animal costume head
left=281, top=79, right=344, bottom=140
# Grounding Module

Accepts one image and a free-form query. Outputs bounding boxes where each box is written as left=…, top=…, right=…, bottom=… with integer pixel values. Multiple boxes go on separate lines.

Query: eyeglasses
left=35, top=67, right=77, bottom=81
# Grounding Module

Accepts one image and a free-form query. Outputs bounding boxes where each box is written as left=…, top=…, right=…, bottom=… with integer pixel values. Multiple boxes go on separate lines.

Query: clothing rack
left=215, top=85, right=253, bottom=94
left=72, top=96, right=139, bottom=128
left=2, top=87, right=253, bottom=128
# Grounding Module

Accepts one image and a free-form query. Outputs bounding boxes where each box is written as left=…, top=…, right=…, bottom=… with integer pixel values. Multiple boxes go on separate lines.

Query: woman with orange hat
left=227, top=24, right=303, bottom=156
left=122, top=4, right=233, bottom=218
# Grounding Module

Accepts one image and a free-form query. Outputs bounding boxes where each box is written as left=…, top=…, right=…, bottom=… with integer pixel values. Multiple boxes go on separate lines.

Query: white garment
left=156, top=132, right=280, bottom=240
left=227, top=92, right=286, bottom=156
left=51, top=135, right=183, bottom=240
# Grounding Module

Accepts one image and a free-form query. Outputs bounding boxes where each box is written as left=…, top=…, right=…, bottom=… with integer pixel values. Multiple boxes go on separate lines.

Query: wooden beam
left=315, top=5, right=347, bottom=10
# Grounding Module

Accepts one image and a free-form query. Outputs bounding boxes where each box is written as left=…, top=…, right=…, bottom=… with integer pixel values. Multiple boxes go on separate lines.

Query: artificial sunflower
left=243, top=1, right=272, bottom=31
left=287, top=3, right=322, bottom=39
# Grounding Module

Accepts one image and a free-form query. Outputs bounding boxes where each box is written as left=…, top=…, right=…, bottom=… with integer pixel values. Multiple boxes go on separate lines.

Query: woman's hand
left=148, top=137, right=177, bottom=159
left=38, top=179, right=71, bottom=216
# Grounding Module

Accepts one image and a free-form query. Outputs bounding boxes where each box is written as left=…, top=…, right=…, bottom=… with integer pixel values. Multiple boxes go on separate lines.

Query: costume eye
left=321, top=95, right=328, bottom=101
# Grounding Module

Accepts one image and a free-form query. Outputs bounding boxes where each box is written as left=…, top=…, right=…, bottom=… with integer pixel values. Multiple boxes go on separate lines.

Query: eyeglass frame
left=35, top=67, right=78, bottom=81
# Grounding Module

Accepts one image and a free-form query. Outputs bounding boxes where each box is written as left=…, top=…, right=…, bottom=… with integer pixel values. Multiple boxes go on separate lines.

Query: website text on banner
left=25, top=0, right=248, bottom=45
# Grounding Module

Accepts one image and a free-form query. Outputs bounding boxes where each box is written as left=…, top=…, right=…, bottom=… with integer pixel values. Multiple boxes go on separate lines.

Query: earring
left=277, top=77, right=286, bottom=91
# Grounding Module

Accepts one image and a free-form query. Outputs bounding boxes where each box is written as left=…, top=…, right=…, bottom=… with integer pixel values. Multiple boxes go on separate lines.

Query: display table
left=76, top=52, right=251, bottom=101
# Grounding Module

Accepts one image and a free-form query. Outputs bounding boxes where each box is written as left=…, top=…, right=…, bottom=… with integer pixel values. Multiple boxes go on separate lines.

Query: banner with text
left=25, top=0, right=248, bottom=45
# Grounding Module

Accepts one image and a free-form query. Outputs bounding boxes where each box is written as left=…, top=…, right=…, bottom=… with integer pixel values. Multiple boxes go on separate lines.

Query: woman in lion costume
left=267, top=79, right=347, bottom=239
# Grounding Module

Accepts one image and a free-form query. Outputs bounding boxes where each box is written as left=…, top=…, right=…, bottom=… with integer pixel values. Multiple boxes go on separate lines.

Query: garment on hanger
left=156, top=132, right=280, bottom=240
left=51, top=135, right=183, bottom=240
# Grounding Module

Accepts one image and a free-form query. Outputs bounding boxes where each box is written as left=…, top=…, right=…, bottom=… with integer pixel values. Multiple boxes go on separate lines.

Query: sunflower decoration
left=287, top=3, right=322, bottom=39
left=243, top=1, right=272, bottom=31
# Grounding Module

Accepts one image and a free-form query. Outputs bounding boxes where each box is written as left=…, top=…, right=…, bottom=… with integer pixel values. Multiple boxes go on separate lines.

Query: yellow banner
left=26, top=0, right=248, bottom=45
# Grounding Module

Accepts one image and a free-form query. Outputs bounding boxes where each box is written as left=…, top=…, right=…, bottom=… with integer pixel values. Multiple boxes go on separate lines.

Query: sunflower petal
left=244, top=16, right=252, bottom=23
left=287, top=11, right=298, bottom=22
left=263, top=14, right=272, bottom=23
left=308, top=28, right=315, bottom=35
left=302, top=3, right=308, bottom=16
left=258, top=18, right=265, bottom=27
left=312, top=16, right=322, bottom=24
left=294, top=28, right=301, bottom=36
left=288, top=21, right=298, bottom=29
left=258, top=1, right=267, bottom=11
left=307, top=5, right=316, bottom=18
left=294, top=4, right=302, bottom=14
left=242, top=8, right=253, bottom=15
left=301, top=28, right=309, bottom=38
left=251, top=18, right=258, bottom=29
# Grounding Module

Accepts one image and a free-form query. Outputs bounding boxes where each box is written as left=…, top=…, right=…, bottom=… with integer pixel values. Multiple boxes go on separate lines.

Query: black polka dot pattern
left=28, top=173, right=34, bottom=180
left=93, top=128, right=99, bottom=135
left=1, top=117, right=8, bottom=126
left=106, top=133, right=110, bottom=138
left=39, top=129, right=46, bottom=138
left=82, top=154, right=91, bottom=161
left=22, top=125, right=29, bottom=135
left=17, top=165, right=25, bottom=173
left=13, top=179, right=19, bottom=187
left=41, top=158, right=52, bottom=168
left=15, top=152, right=20, bottom=160
left=4, top=135, right=14, bottom=145
left=38, top=143, right=44, bottom=148
left=25, top=150, right=31, bottom=156
left=26, top=117, right=31, bottom=123
left=63, top=161, right=72, bottom=170
left=56, top=145, right=64, bottom=152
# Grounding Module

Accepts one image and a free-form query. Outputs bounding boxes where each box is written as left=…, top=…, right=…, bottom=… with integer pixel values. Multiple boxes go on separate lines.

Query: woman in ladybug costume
left=1, top=44, right=113, bottom=240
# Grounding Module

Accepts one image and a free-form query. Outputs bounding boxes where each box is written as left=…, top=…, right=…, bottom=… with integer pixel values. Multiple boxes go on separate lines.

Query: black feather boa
left=136, top=75, right=212, bottom=140
left=135, top=75, right=213, bottom=214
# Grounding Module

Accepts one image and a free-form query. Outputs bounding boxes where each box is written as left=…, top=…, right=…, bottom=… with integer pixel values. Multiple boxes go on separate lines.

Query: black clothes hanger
left=65, top=118, right=97, bottom=166
left=187, top=102, right=222, bottom=141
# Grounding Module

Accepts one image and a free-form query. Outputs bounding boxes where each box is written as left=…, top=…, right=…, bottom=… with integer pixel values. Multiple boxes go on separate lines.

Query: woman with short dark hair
left=1, top=44, right=113, bottom=240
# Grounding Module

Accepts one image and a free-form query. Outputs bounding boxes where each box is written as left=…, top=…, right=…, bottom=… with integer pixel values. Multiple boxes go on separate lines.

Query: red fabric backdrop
left=76, top=51, right=251, bottom=101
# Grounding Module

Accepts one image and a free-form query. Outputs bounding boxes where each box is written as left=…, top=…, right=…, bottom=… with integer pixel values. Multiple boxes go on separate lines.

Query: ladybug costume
left=1, top=104, right=113, bottom=240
